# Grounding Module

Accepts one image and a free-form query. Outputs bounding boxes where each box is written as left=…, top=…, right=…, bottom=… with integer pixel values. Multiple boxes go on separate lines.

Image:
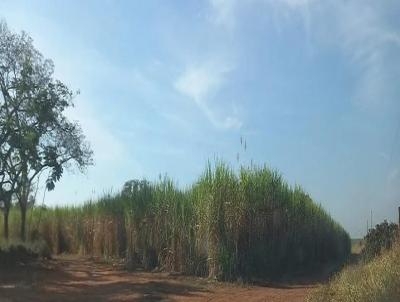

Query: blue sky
left=1, top=0, right=399, bottom=237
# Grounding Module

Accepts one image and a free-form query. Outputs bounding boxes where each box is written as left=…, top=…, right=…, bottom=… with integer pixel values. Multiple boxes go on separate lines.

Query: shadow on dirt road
left=0, top=256, right=315, bottom=302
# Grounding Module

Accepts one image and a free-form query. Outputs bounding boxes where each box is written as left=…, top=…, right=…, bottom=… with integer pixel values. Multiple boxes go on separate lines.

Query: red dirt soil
left=0, top=256, right=316, bottom=302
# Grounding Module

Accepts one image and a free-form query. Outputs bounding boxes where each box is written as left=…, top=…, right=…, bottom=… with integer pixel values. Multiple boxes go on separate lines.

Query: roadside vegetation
left=308, top=221, right=400, bottom=302
left=361, top=220, right=398, bottom=262
left=0, top=239, right=51, bottom=267
left=1, top=162, right=350, bottom=280
left=308, top=241, right=400, bottom=302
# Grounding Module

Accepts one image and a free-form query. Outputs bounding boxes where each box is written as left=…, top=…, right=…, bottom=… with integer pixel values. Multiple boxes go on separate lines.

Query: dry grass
left=307, top=242, right=400, bottom=302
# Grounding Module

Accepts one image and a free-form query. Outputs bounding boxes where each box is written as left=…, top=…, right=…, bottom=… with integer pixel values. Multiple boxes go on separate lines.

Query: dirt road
left=0, top=256, right=315, bottom=302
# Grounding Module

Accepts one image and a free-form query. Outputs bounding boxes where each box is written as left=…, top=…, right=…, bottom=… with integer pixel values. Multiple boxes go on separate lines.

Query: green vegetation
left=0, top=162, right=350, bottom=280
left=361, top=220, right=399, bottom=262
left=0, top=239, right=51, bottom=267
left=0, top=20, right=92, bottom=241
left=307, top=241, right=400, bottom=302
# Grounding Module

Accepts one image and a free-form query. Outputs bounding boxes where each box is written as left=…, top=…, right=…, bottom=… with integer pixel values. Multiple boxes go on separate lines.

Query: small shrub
left=30, top=239, right=52, bottom=259
left=362, top=220, right=399, bottom=262
left=0, top=242, right=38, bottom=267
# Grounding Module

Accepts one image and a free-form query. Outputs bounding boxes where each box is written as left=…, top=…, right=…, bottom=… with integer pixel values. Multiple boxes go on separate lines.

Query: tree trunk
left=19, top=167, right=30, bottom=242
left=20, top=204, right=27, bottom=241
left=3, top=209, right=9, bottom=240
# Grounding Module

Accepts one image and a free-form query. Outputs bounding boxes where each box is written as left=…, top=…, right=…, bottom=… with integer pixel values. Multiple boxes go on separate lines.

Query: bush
left=0, top=242, right=38, bottom=267
left=362, top=220, right=399, bottom=262
left=30, top=239, right=52, bottom=259
left=0, top=240, right=52, bottom=267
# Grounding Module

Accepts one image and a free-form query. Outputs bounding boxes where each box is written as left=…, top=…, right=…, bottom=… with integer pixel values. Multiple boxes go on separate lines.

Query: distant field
left=351, top=239, right=364, bottom=254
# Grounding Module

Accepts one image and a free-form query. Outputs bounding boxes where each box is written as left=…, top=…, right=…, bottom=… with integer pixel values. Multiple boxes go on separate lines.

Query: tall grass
left=0, top=162, right=350, bottom=280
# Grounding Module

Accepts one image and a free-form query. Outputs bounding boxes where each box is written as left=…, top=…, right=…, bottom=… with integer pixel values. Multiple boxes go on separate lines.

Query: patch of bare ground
left=0, top=255, right=316, bottom=302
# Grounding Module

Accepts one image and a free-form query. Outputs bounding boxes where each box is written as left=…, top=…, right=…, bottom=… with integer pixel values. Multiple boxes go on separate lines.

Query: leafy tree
left=0, top=20, right=93, bottom=240
left=122, top=179, right=151, bottom=197
left=0, top=21, right=23, bottom=239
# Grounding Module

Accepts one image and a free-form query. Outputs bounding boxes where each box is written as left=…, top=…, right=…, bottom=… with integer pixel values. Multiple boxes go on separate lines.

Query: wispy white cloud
left=208, top=0, right=237, bottom=31
left=329, top=2, right=400, bottom=109
left=276, top=1, right=400, bottom=109
left=208, top=0, right=400, bottom=110
left=208, top=0, right=314, bottom=31
left=174, top=63, right=225, bottom=102
left=174, top=61, right=242, bottom=130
